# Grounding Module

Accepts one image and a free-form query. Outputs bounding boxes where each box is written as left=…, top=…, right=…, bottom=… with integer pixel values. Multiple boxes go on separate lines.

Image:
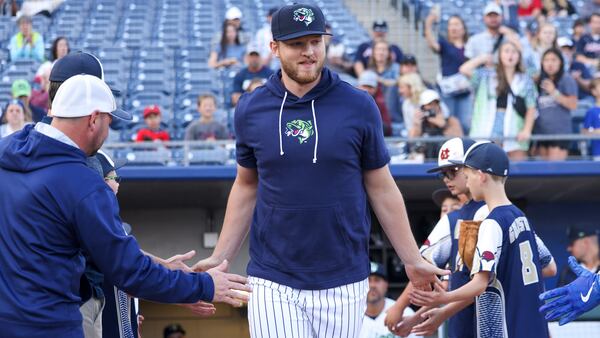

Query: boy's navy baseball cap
left=271, top=3, right=332, bottom=41
left=50, top=51, right=120, bottom=95
left=450, top=141, right=509, bottom=177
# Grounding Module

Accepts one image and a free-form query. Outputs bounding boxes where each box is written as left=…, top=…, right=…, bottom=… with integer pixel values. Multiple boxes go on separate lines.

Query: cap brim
left=109, top=108, right=132, bottom=121
left=448, top=159, right=465, bottom=166
left=276, top=31, right=332, bottom=41
left=369, top=272, right=388, bottom=281
left=112, top=158, right=127, bottom=171
left=109, top=87, right=121, bottom=96
left=426, top=163, right=457, bottom=173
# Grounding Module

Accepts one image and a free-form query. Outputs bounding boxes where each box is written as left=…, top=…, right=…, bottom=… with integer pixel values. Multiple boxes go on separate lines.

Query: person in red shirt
left=135, top=105, right=170, bottom=142
left=518, top=0, right=543, bottom=17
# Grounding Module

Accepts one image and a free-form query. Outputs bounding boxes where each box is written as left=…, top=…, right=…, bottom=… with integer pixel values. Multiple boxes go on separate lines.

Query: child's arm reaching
left=410, top=271, right=490, bottom=308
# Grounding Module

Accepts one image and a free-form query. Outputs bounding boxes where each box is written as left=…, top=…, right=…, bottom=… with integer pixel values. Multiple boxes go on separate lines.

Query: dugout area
left=116, top=162, right=600, bottom=338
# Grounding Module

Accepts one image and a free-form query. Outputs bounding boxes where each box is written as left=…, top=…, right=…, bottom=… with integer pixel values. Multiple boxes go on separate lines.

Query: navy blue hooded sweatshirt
left=235, top=68, right=390, bottom=289
left=0, top=125, right=214, bottom=337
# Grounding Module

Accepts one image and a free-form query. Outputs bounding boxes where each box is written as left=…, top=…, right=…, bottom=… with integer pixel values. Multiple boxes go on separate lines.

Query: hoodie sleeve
left=360, top=92, right=390, bottom=170
left=234, top=95, right=257, bottom=168
left=72, top=187, right=214, bottom=303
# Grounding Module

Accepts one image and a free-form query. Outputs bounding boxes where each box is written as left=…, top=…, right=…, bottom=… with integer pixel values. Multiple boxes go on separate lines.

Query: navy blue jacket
left=0, top=125, right=214, bottom=337
left=235, top=68, right=390, bottom=289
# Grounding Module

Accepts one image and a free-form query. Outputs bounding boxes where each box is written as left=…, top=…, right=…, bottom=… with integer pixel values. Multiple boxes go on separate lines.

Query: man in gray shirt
left=464, top=2, right=518, bottom=61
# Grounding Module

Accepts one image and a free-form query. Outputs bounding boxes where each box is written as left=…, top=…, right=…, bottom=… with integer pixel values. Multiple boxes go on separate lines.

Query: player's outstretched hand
left=180, top=301, right=217, bottom=317
left=192, top=255, right=221, bottom=272
left=163, top=250, right=196, bottom=273
left=410, top=282, right=448, bottom=308
left=539, top=256, right=600, bottom=325
left=206, top=260, right=252, bottom=307
left=412, top=307, right=446, bottom=336
left=405, top=259, right=450, bottom=291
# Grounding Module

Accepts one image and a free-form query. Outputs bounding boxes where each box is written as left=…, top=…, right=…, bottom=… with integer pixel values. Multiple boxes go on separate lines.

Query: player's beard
left=367, top=289, right=383, bottom=304
left=280, top=55, right=325, bottom=85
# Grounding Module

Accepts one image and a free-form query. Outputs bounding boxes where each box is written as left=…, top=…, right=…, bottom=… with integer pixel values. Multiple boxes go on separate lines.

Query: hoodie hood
left=264, top=67, right=341, bottom=163
left=0, top=124, right=86, bottom=173
left=265, top=67, right=340, bottom=103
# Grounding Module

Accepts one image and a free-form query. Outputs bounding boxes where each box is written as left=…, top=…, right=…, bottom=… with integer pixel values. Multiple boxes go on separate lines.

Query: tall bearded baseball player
left=193, top=3, right=448, bottom=337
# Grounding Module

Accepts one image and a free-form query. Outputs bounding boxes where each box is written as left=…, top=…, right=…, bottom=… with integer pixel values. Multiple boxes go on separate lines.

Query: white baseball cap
left=427, top=137, right=476, bottom=173
left=51, top=74, right=131, bottom=120
left=225, top=6, right=242, bottom=20
left=484, top=2, right=502, bottom=15
left=557, top=37, right=574, bottom=48
left=419, top=89, right=441, bottom=106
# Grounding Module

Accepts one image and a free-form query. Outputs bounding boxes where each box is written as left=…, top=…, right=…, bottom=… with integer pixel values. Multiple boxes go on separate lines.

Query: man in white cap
left=464, top=2, right=518, bottom=61
left=0, top=74, right=250, bottom=337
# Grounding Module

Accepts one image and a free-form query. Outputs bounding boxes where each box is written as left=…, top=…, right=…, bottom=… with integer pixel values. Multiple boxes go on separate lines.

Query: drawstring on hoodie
left=278, top=91, right=288, bottom=156
left=311, top=100, right=318, bottom=163
left=277, top=92, right=319, bottom=164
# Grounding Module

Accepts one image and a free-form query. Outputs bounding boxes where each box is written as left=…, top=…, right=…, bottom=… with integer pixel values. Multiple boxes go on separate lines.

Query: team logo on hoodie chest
left=285, top=119, right=314, bottom=144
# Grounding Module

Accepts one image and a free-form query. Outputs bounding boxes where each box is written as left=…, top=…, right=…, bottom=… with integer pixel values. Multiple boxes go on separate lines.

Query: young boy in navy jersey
left=386, top=138, right=555, bottom=337
left=411, top=142, right=549, bottom=338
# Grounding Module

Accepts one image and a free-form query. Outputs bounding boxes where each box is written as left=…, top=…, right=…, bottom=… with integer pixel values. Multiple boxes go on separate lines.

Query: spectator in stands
left=465, top=3, right=519, bottom=61
left=425, top=11, right=472, bottom=133
left=558, top=227, right=600, bottom=286
left=50, top=36, right=69, bottom=61
left=408, top=89, right=463, bottom=158
left=581, top=0, right=600, bottom=20
left=575, top=13, right=600, bottom=71
left=252, top=7, right=278, bottom=68
left=461, top=41, right=538, bottom=160
left=12, top=79, right=45, bottom=122
left=357, top=70, right=392, bottom=136
left=523, top=22, right=558, bottom=75
left=8, top=14, right=44, bottom=62
left=368, top=40, right=400, bottom=87
left=583, top=78, right=600, bottom=160
left=571, top=18, right=586, bottom=46
left=534, top=48, right=578, bottom=160
left=164, top=323, right=186, bottom=338
left=224, top=6, right=250, bottom=44
left=517, top=0, right=543, bottom=17
left=0, top=100, right=30, bottom=137
left=231, top=49, right=273, bottom=107
left=398, top=72, right=427, bottom=134
left=135, top=105, right=170, bottom=142
left=558, top=37, right=593, bottom=103
left=353, top=20, right=403, bottom=77
left=542, top=0, right=576, bottom=16
left=185, top=94, right=229, bottom=141
left=30, top=61, right=51, bottom=113
left=208, top=22, right=246, bottom=70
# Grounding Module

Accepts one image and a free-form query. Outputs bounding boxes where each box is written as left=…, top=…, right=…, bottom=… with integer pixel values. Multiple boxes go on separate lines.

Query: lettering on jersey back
left=509, top=217, right=531, bottom=243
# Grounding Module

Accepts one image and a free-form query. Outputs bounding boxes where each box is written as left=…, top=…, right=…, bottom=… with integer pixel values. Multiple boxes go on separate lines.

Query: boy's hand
left=410, top=282, right=448, bottom=307
left=412, top=307, right=447, bottom=336
left=384, top=303, right=405, bottom=332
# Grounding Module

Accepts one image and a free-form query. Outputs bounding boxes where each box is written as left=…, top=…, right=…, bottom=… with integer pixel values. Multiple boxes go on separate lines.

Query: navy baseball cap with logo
left=50, top=51, right=120, bottom=95
left=450, top=141, right=509, bottom=177
left=369, top=261, right=388, bottom=281
left=271, top=3, right=332, bottom=41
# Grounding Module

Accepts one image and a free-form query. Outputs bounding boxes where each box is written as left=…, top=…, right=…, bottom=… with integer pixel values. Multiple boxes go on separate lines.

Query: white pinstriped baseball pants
left=248, top=276, right=368, bottom=338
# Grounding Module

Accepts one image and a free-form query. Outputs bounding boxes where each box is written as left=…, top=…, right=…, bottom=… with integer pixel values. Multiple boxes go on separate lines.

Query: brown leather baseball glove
left=458, top=220, right=482, bottom=271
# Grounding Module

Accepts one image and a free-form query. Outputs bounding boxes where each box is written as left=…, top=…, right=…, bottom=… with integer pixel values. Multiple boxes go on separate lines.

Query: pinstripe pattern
left=248, top=276, right=368, bottom=338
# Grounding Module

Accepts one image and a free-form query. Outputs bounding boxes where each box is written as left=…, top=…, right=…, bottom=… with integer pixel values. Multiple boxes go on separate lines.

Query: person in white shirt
left=359, top=262, right=420, bottom=338
left=0, top=100, right=31, bottom=138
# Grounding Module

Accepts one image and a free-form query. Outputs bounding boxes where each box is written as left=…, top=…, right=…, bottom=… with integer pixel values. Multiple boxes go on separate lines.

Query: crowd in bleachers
left=0, top=0, right=599, bottom=164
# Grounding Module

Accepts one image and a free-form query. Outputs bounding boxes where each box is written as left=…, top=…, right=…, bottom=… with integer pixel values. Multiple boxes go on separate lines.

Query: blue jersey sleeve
left=73, top=188, right=214, bottom=303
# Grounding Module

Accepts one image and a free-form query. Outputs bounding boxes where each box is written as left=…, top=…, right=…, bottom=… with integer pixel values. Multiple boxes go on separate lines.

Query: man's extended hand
left=163, top=250, right=196, bottom=272
left=539, top=256, right=600, bottom=325
left=206, top=259, right=251, bottom=307
left=405, top=258, right=449, bottom=291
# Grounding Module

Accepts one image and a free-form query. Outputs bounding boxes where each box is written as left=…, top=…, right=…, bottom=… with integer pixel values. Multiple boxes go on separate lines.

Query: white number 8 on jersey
left=520, top=241, right=539, bottom=285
